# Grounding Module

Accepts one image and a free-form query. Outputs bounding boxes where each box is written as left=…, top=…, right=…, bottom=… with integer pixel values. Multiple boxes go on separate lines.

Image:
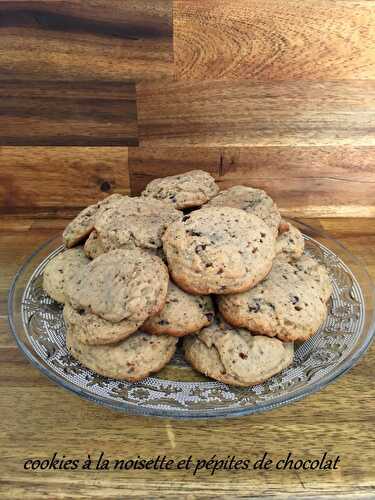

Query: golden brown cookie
left=217, top=257, right=330, bottom=342
left=184, top=318, right=294, bottom=387
left=43, top=247, right=89, bottom=304
left=66, top=324, right=177, bottom=381
left=63, top=303, right=142, bottom=345
left=142, top=281, right=214, bottom=337
left=141, top=170, right=219, bottom=209
left=162, top=207, right=276, bottom=295
left=63, top=194, right=123, bottom=248
left=65, top=248, right=169, bottom=323
left=207, top=186, right=281, bottom=236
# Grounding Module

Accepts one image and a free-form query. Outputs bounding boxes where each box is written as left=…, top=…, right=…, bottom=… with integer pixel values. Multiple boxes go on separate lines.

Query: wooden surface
left=0, top=147, right=129, bottom=212
left=0, top=81, right=138, bottom=146
left=1, top=0, right=375, bottom=496
left=129, top=146, right=375, bottom=217
left=0, top=0, right=173, bottom=82
left=175, top=0, right=375, bottom=80
left=0, top=217, right=374, bottom=498
left=136, top=80, right=375, bottom=147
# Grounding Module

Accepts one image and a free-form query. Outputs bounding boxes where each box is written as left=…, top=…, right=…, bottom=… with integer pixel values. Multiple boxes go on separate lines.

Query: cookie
left=43, top=247, right=89, bottom=303
left=294, top=255, right=333, bottom=303
left=62, top=194, right=123, bottom=248
left=217, top=257, right=329, bottom=342
left=276, top=220, right=305, bottom=261
left=84, top=230, right=105, bottom=259
left=162, top=206, right=276, bottom=295
left=65, top=248, right=169, bottom=323
left=141, top=170, right=219, bottom=210
left=94, top=196, right=182, bottom=252
left=66, top=324, right=177, bottom=381
left=63, top=303, right=142, bottom=345
left=207, top=186, right=281, bottom=236
left=184, top=318, right=294, bottom=386
left=142, top=281, right=214, bottom=337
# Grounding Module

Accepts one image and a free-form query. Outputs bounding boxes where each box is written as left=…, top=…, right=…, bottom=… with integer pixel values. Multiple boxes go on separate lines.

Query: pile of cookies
left=43, top=170, right=332, bottom=386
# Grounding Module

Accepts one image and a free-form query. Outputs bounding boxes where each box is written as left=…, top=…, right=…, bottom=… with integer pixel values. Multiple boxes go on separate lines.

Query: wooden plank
left=0, top=0, right=173, bottom=82
left=137, top=80, right=375, bottom=147
left=0, top=81, right=138, bottom=146
left=128, top=147, right=375, bottom=217
left=0, top=217, right=374, bottom=497
left=175, top=0, right=375, bottom=80
left=0, top=147, right=129, bottom=211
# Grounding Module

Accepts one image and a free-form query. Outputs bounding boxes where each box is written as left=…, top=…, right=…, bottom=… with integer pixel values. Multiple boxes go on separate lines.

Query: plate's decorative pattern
left=19, top=235, right=365, bottom=417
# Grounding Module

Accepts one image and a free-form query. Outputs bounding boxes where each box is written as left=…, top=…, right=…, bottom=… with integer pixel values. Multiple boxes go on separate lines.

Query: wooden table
left=1, top=216, right=374, bottom=499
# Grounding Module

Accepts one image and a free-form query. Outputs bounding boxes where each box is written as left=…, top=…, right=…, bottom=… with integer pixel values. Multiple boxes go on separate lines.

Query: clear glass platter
left=8, top=219, right=375, bottom=419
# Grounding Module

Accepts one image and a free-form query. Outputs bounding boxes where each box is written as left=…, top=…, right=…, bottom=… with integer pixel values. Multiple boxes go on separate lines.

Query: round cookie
left=276, top=220, right=305, bottom=262
left=84, top=230, right=105, bottom=259
left=183, top=318, right=294, bottom=387
left=141, top=170, right=219, bottom=210
left=43, top=247, right=89, bottom=304
left=162, top=206, right=276, bottom=295
left=65, top=248, right=169, bottom=323
left=63, top=193, right=123, bottom=248
left=207, top=186, right=281, bottom=236
left=94, top=196, right=182, bottom=252
left=294, top=255, right=333, bottom=303
left=217, top=257, right=329, bottom=342
left=142, top=281, right=214, bottom=337
left=63, top=303, right=142, bottom=345
left=66, top=324, right=177, bottom=381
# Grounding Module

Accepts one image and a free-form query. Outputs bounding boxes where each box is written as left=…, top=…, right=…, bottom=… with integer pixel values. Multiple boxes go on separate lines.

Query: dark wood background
left=0, top=2, right=375, bottom=498
left=0, top=0, right=374, bottom=216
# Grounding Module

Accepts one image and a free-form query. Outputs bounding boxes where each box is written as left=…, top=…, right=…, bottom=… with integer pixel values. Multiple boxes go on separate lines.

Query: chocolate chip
left=252, top=247, right=258, bottom=254
left=195, top=244, right=207, bottom=253
left=77, top=309, right=85, bottom=315
left=294, top=305, right=302, bottom=311
left=205, top=262, right=213, bottom=268
left=248, top=303, right=260, bottom=313
left=239, top=352, right=248, bottom=360
left=182, top=215, right=190, bottom=222
left=260, top=232, right=266, bottom=238
left=291, top=296, right=299, bottom=304
left=187, top=230, right=202, bottom=237
left=217, top=269, right=224, bottom=275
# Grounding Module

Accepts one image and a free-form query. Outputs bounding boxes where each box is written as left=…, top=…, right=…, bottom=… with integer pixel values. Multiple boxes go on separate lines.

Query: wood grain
left=0, top=81, right=138, bottom=146
left=136, top=80, right=375, bottom=147
left=0, top=217, right=374, bottom=498
left=129, top=146, right=375, bottom=217
left=0, top=0, right=173, bottom=82
left=175, top=0, right=375, bottom=80
left=0, top=147, right=129, bottom=212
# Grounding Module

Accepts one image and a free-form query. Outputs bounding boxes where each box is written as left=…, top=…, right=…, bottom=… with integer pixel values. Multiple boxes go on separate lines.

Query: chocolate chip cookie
left=94, top=196, right=182, bottom=252
left=276, top=220, right=305, bottom=261
left=184, top=317, right=294, bottom=386
left=63, top=303, right=142, bottom=345
left=83, top=230, right=105, bottom=259
left=143, top=281, right=214, bottom=337
left=141, top=170, right=219, bottom=209
left=43, top=247, right=89, bottom=303
left=207, top=186, right=281, bottom=236
left=66, top=324, right=177, bottom=381
left=162, top=207, right=276, bottom=295
left=63, top=194, right=123, bottom=248
left=217, top=257, right=330, bottom=342
left=65, top=248, right=169, bottom=323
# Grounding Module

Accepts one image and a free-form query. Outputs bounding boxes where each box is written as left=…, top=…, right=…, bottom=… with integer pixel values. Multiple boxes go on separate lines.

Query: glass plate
left=8, top=219, right=375, bottom=419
